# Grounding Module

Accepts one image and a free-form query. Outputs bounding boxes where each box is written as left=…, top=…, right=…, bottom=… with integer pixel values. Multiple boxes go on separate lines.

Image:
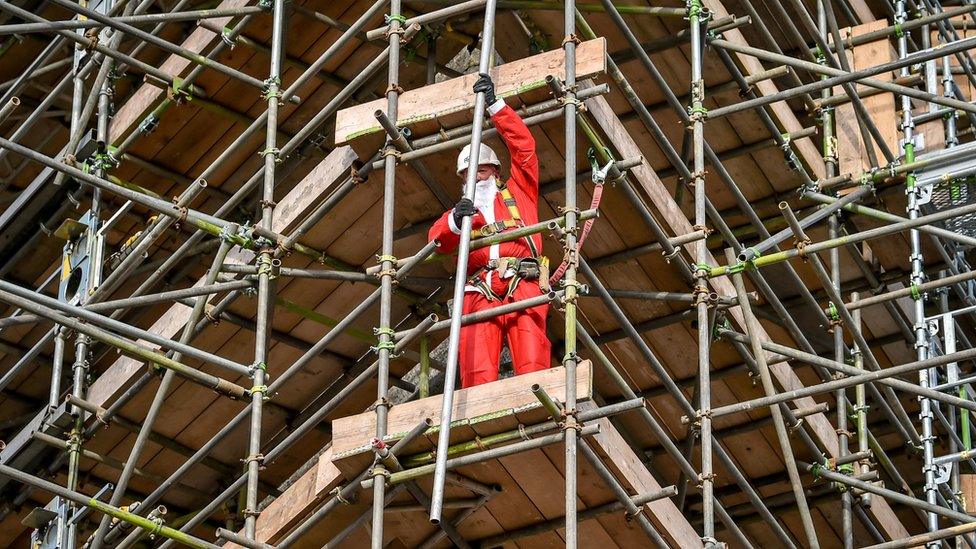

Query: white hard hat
left=456, top=143, right=500, bottom=175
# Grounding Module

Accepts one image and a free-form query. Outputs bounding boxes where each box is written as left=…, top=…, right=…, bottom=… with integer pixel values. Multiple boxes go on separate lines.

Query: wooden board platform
left=333, top=37, right=607, bottom=146
left=330, top=362, right=592, bottom=476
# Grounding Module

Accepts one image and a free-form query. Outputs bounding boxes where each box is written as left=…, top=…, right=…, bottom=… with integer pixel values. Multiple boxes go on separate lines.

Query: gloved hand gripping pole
left=429, top=0, right=499, bottom=525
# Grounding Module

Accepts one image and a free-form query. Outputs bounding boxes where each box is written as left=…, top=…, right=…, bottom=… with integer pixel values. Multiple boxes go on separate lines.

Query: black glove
left=472, top=73, right=497, bottom=105
left=453, top=198, right=477, bottom=227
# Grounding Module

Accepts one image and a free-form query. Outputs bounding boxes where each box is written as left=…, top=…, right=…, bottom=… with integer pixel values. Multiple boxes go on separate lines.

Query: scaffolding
left=1, top=0, right=976, bottom=547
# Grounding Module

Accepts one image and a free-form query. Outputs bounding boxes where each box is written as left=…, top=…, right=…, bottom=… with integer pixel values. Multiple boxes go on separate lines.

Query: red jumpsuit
left=429, top=101, right=551, bottom=388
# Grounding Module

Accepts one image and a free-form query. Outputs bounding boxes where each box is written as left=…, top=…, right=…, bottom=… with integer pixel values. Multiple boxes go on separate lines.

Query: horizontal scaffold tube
left=398, top=291, right=563, bottom=336
left=368, top=209, right=598, bottom=275
left=706, top=344, right=976, bottom=418
left=717, top=329, right=976, bottom=412
left=0, top=464, right=221, bottom=549
left=804, top=190, right=976, bottom=247
left=862, top=521, right=976, bottom=549
left=0, top=134, right=354, bottom=270
left=0, top=288, right=249, bottom=399
left=0, top=279, right=251, bottom=375
left=710, top=199, right=976, bottom=277
left=709, top=38, right=976, bottom=116
left=363, top=424, right=601, bottom=490
left=842, top=268, right=976, bottom=311
left=0, top=6, right=265, bottom=35
left=706, top=35, right=976, bottom=119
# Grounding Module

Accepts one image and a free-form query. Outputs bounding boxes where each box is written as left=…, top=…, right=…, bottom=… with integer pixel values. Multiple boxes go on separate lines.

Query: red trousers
left=458, top=279, right=551, bottom=388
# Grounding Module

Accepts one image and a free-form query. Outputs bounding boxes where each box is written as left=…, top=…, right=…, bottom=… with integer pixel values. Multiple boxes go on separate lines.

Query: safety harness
left=467, top=179, right=549, bottom=300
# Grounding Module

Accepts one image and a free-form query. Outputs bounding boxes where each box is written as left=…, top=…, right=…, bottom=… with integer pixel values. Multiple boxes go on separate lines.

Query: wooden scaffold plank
left=333, top=37, right=607, bottom=145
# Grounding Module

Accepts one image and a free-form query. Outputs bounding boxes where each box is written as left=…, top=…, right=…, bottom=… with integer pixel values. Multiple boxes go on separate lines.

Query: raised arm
left=488, top=100, right=539, bottom=193
left=473, top=73, right=539, bottom=193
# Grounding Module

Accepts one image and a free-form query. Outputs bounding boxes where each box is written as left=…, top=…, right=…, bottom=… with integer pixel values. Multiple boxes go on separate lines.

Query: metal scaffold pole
left=561, top=0, right=580, bottom=544
left=815, top=0, right=854, bottom=544
left=429, top=0, right=499, bottom=525
left=887, top=0, right=942, bottom=542
left=243, top=0, right=286, bottom=539
left=687, top=0, right=716, bottom=545
left=371, top=0, right=405, bottom=543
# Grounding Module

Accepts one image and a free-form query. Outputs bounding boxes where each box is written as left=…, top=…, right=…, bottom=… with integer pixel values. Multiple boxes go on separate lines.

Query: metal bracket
left=916, top=181, right=933, bottom=205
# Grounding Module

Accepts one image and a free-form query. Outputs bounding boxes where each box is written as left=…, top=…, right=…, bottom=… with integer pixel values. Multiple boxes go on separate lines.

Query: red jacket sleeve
left=428, top=208, right=485, bottom=253
left=491, top=103, right=539, bottom=197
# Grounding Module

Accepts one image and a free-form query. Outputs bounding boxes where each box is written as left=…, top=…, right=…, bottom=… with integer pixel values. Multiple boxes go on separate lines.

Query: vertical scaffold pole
left=67, top=40, right=119, bottom=548
left=688, top=0, right=715, bottom=545
left=372, top=0, right=405, bottom=543
left=561, top=0, right=580, bottom=545
left=895, top=0, right=938, bottom=542
left=851, top=292, right=872, bottom=508
left=430, top=0, right=499, bottom=525
left=244, top=0, right=286, bottom=539
left=817, top=0, right=852, bottom=545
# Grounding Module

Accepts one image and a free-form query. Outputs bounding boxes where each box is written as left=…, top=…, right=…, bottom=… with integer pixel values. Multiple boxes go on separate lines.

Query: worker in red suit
left=429, top=73, right=551, bottom=388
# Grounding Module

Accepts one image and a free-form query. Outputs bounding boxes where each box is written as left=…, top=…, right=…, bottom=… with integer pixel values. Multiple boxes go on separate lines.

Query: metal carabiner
left=587, top=146, right=615, bottom=184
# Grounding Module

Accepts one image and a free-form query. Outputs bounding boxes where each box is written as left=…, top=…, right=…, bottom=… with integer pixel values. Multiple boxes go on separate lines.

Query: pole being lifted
left=429, top=0, right=499, bottom=525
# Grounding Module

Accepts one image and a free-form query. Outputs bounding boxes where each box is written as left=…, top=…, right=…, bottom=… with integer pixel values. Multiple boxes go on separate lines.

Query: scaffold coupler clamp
left=692, top=284, right=713, bottom=308
left=371, top=437, right=390, bottom=458
left=826, top=301, right=842, bottom=331
left=588, top=146, right=615, bottom=185
left=218, top=25, right=237, bottom=48
left=383, top=13, right=407, bottom=39
left=693, top=262, right=712, bottom=279
left=711, top=313, right=731, bottom=342
left=381, top=143, right=402, bottom=163
left=370, top=463, right=391, bottom=487
left=262, top=75, right=282, bottom=103
left=687, top=104, right=708, bottom=125
left=147, top=514, right=165, bottom=539
left=218, top=222, right=240, bottom=246
left=256, top=253, right=279, bottom=280
left=168, top=76, right=192, bottom=104
left=242, top=452, right=266, bottom=473
left=563, top=408, right=582, bottom=433
left=249, top=360, right=268, bottom=377
left=368, top=396, right=393, bottom=413
left=370, top=332, right=398, bottom=357
left=695, top=471, right=716, bottom=489
left=202, top=301, right=221, bottom=326
left=683, top=408, right=710, bottom=431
